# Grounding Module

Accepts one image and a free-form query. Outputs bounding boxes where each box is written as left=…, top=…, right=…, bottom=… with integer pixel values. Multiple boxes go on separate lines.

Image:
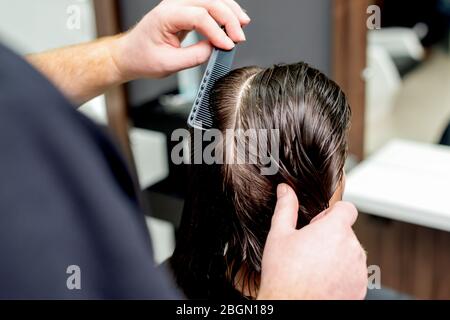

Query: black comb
left=187, top=47, right=236, bottom=130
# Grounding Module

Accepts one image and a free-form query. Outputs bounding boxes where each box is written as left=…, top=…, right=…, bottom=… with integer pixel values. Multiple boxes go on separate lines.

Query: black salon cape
left=0, top=43, right=180, bottom=299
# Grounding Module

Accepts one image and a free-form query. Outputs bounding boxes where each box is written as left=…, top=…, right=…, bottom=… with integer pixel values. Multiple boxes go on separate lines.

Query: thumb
left=311, top=201, right=359, bottom=227
left=326, top=201, right=359, bottom=227
left=167, top=40, right=213, bottom=72
left=269, top=184, right=299, bottom=235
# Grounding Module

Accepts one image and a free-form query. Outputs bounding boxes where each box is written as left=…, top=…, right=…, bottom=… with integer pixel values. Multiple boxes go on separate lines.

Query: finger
left=189, top=0, right=246, bottom=42
left=167, top=7, right=235, bottom=50
left=166, top=40, right=213, bottom=72
left=221, top=0, right=251, bottom=25
left=322, top=201, right=359, bottom=227
left=309, top=207, right=328, bottom=224
left=270, top=184, right=299, bottom=235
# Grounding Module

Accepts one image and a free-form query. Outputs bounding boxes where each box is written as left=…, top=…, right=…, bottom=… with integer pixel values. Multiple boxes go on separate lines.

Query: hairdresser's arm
left=27, top=0, right=250, bottom=105
left=258, top=185, right=368, bottom=300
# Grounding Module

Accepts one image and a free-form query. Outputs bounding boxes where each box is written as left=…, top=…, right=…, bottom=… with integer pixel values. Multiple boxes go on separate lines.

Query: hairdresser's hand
left=258, top=184, right=368, bottom=300
left=110, top=0, right=250, bottom=81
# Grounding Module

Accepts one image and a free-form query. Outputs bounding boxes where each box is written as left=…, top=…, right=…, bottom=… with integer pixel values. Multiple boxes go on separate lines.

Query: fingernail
left=277, top=184, right=288, bottom=198
left=225, top=38, right=235, bottom=49
left=242, top=10, right=251, bottom=22
left=239, top=29, right=246, bottom=41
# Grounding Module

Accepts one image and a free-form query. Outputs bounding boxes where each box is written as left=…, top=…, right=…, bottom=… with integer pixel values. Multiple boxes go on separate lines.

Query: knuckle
left=195, top=7, right=209, bottom=20
left=336, top=221, right=352, bottom=237
left=213, top=1, right=228, bottom=13
left=227, top=18, right=241, bottom=29
left=158, top=59, right=173, bottom=76
left=274, top=196, right=288, bottom=210
left=193, top=51, right=206, bottom=67
left=340, top=201, right=358, bottom=215
left=272, top=207, right=285, bottom=222
left=209, top=1, right=223, bottom=11
left=222, top=0, right=241, bottom=12
left=336, top=219, right=349, bottom=230
left=275, top=200, right=291, bottom=217
left=212, top=1, right=237, bottom=22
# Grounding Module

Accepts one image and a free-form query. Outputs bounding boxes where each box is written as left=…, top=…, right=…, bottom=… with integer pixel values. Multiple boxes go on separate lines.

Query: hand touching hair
left=171, top=62, right=351, bottom=299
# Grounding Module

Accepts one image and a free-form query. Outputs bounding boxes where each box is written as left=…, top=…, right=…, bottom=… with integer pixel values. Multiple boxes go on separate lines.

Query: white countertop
left=344, top=139, right=450, bottom=232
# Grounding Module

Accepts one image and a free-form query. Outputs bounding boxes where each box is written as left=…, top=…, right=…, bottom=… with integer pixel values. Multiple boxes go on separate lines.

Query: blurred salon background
left=0, top=0, right=449, bottom=299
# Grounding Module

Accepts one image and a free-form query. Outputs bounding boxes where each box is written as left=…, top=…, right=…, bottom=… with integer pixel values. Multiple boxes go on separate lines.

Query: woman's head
left=171, top=62, right=351, bottom=299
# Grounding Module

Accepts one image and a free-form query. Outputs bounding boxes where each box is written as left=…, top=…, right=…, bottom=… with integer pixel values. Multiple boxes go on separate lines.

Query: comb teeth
left=188, top=48, right=236, bottom=130
left=190, top=63, right=230, bottom=129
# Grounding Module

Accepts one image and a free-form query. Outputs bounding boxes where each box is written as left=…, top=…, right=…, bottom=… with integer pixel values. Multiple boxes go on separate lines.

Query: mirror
left=365, top=0, right=450, bottom=155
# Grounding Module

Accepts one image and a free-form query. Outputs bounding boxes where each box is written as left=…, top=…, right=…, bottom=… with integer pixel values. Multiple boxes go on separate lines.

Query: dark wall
left=119, top=0, right=332, bottom=107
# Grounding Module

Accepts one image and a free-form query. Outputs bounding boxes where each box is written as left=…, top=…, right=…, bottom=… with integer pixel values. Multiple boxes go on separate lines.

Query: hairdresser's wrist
left=107, top=33, right=139, bottom=84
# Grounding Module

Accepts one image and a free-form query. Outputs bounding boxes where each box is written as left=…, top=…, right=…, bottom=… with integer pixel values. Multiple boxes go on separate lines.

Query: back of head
left=171, top=62, right=351, bottom=299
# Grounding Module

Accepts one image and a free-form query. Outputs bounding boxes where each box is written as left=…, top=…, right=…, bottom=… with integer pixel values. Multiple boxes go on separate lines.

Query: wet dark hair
left=170, top=62, right=351, bottom=299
